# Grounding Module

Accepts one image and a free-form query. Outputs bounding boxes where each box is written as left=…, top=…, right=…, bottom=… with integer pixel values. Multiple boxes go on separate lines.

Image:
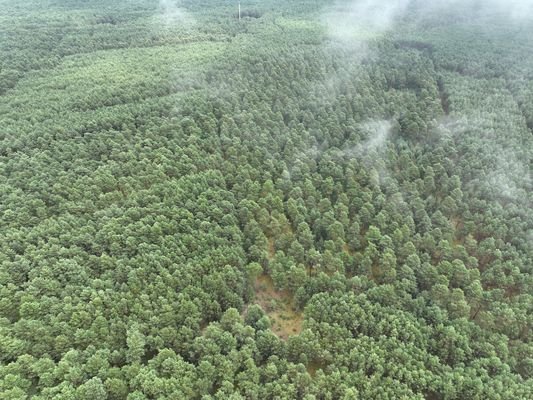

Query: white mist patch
left=288, top=120, right=393, bottom=177
left=485, top=150, right=531, bottom=203
left=323, top=0, right=533, bottom=45
left=484, top=0, right=533, bottom=21
left=157, top=0, right=194, bottom=28
left=323, top=0, right=411, bottom=45
left=336, top=120, right=394, bottom=158
left=428, top=0, right=533, bottom=22
left=436, top=115, right=531, bottom=205
left=359, top=120, right=393, bottom=153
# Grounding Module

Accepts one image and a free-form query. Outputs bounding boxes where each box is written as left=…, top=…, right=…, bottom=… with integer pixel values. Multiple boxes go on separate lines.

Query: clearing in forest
left=253, top=273, right=303, bottom=340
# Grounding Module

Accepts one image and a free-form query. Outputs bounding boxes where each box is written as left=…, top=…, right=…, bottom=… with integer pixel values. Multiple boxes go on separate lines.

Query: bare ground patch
left=253, top=273, right=303, bottom=340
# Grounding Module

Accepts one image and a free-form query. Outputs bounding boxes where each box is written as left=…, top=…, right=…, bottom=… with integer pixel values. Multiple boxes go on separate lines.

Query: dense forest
left=0, top=0, right=531, bottom=399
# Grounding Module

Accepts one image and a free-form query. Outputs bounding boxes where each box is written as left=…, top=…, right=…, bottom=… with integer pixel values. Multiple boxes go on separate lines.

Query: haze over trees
left=0, top=0, right=531, bottom=399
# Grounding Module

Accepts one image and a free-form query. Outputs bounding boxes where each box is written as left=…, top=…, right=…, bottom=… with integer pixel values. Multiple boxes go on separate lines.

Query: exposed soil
left=253, top=273, right=303, bottom=340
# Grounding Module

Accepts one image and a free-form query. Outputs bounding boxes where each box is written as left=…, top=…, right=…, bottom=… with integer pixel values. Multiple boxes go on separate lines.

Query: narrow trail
left=436, top=76, right=450, bottom=116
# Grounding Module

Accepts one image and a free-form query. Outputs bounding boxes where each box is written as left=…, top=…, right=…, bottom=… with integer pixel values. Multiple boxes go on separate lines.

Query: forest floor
left=253, top=273, right=303, bottom=340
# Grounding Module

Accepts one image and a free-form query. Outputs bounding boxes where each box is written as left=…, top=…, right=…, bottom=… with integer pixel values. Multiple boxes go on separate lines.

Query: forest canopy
left=0, top=0, right=531, bottom=399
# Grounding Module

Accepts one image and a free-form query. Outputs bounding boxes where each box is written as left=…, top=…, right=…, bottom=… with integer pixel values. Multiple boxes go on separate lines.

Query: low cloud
left=358, top=120, right=393, bottom=153
left=323, top=0, right=410, bottom=44
left=291, top=119, right=393, bottom=167
left=323, top=0, right=533, bottom=47
left=157, top=0, right=195, bottom=28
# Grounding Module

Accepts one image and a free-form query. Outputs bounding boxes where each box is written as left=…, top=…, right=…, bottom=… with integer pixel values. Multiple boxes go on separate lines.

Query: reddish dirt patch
left=253, top=274, right=303, bottom=340
left=342, top=243, right=353, bottom=255
left=267, top=237, right=276, bottom=260
left=306, top=360, right=326, bottom=377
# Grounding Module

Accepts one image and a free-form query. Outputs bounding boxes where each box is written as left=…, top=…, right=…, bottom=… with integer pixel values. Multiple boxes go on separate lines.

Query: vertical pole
left=239, top=2, right=241, bottom=20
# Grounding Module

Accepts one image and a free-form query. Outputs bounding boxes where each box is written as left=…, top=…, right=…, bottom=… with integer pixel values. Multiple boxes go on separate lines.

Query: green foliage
left=0, top=0, right=531, bottom=398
